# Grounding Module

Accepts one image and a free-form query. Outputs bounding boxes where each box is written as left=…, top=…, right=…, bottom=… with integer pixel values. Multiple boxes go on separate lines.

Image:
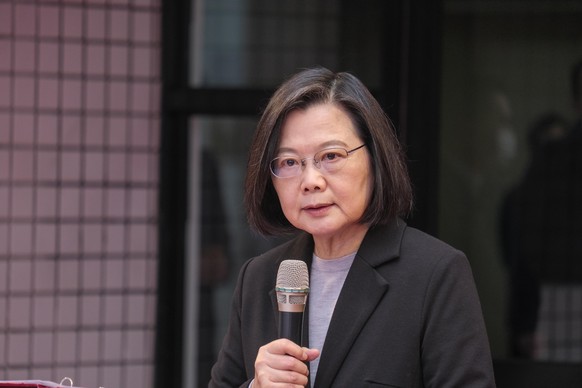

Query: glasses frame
left=270, top=143, right=366, bottom=178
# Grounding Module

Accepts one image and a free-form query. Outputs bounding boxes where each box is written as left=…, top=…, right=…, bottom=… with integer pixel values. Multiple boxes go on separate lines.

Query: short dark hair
left=244, top=67, right=413, bottom=235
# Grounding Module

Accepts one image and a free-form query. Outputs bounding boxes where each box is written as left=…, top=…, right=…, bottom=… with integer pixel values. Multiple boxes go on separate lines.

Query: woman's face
left=272, top=103, right=373, bottom=241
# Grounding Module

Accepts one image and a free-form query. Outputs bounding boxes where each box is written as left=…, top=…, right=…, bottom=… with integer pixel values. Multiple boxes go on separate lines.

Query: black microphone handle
left=278, top=311, right=304, bottom=345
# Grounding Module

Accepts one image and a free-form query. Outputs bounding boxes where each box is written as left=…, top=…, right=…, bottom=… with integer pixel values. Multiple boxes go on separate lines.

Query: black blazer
left=210, top=220, right=496, bottom=387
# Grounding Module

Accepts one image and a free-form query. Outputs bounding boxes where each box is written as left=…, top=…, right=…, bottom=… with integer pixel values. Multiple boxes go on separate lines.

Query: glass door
left=439, top=0, right=582, bottom=363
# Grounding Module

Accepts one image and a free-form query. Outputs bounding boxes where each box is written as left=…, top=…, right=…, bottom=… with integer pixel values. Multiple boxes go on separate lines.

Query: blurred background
left=1, top=0, right=581, bottom=387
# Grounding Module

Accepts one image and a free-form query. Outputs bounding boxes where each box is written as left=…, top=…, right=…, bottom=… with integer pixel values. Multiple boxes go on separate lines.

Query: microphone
left=276, top=260, right=310, bottom=345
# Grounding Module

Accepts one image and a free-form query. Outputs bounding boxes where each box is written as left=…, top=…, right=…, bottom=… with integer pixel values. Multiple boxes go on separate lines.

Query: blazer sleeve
left=209, top=234, right=308, bottom=387
left=420, top=250, right=496, bottom=388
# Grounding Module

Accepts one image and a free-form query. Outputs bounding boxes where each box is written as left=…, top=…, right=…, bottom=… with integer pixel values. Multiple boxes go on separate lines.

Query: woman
left=209, top=67, right=495, bottom=387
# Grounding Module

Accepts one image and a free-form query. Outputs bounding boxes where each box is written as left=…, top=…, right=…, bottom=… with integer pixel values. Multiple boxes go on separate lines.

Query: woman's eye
left=322, top=151, right=341, bottom=161
left=281, top=158, right=298, bottom=168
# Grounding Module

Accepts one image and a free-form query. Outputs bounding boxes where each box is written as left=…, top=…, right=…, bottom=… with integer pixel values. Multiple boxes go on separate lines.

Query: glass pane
left=187, top=116, right=289, bottom=386
left=440, top=1, right=582, bottom=362
left=189, top=0, right=388, bottom=89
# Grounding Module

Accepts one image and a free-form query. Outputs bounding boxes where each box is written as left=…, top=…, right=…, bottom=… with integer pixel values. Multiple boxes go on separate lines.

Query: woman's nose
left=300, top=161, right=326, bottom=192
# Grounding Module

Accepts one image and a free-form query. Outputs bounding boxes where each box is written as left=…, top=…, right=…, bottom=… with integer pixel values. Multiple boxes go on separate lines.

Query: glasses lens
left=270, top=156, right=301, bottom=178
left=316, top=148, right=349, bottom=173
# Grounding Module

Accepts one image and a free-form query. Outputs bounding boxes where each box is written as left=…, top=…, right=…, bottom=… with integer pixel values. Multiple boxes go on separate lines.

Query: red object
left=0, top=381, right=85, bottom=388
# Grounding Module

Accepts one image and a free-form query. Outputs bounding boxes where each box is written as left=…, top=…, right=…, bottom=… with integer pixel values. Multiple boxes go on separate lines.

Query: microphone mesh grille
left=276, top=260, right=309, bottom=289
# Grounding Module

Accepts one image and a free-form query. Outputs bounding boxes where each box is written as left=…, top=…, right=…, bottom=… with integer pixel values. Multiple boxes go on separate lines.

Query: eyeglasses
left=270, top=144, right=366, bottom=178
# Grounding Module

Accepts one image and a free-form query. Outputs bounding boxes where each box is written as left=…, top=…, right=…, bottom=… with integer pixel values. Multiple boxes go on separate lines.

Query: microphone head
left=276, top=259, right=309, bottom=290
left=276, top=260, right=309, bottom=312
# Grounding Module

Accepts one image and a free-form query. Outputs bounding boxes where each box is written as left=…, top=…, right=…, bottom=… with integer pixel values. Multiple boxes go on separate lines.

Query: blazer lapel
left=312, top=256, right=389, bottom=387
left=312, top=221, right=404, bottom=387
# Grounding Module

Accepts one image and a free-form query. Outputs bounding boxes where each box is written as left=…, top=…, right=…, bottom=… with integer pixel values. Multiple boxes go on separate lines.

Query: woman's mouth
left=303, top=203, right=332, bottom=216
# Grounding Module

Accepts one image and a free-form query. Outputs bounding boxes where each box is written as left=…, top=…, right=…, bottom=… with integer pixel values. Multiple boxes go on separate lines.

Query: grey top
left=308, top=252, right=356, bottom=385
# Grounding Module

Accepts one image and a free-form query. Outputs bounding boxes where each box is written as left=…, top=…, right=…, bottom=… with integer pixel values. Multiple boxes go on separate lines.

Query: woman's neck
left=312, top=224, right=369, bottom=259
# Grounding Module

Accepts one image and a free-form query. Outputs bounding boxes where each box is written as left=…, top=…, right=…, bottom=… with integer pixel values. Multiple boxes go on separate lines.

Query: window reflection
left=197, top=147, right=230, bottom=385
left=190, top=0, right=341, bottom=88
left=189, top=117, right=291, bottom=386
left=440, top=1, right=582, bottom=362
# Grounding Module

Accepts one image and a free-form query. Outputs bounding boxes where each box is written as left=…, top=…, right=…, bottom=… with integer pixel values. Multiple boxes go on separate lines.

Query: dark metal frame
left=155, top=0, right=190, bottom=386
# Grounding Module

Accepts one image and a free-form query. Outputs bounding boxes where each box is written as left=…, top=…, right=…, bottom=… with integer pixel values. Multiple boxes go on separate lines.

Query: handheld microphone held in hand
left=276, top=260, right=310, bottom=345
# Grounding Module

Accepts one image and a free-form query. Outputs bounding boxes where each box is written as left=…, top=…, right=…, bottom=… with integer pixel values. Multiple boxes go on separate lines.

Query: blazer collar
left=358, top=218, right=406, bottom=267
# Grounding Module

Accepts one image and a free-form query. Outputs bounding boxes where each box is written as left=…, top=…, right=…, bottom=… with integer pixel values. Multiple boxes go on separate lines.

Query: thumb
left=303, top=347, right=320, bottom=361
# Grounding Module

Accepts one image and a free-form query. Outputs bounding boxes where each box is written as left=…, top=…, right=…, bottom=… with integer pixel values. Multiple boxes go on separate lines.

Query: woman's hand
left=253, top=339, right=320, bottom=387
